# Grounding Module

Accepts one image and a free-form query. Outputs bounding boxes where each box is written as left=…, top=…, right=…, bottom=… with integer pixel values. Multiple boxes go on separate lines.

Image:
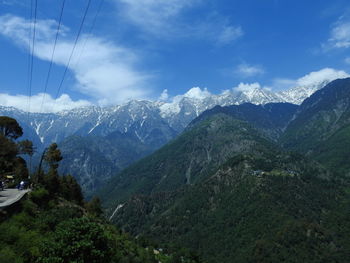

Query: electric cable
left=39, top=0, right=66, bottom=112
left=54, top=0, right=92, bottom=100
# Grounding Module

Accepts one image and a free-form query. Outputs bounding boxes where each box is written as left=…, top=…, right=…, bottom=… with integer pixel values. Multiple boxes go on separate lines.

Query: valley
left=1, top=1, right=350, bottom=262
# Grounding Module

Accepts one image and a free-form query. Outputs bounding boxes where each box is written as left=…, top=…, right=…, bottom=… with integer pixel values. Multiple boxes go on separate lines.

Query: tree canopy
left=0, top=116, right=23, bottom=140
left=44, top=143, right=63, bottom=171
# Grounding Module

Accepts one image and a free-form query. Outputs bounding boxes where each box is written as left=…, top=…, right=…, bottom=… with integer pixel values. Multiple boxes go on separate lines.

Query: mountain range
left=100, top=77, right=350, bottom=263
left=0, top=75, right=347, bottom=194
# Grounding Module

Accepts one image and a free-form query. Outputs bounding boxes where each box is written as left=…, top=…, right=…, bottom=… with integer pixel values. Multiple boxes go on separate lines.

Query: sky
left=0, top=0, right=350, bottom=112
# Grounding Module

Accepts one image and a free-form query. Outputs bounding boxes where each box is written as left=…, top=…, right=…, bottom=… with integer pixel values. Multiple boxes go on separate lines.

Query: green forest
left=0, top=116, right=202, bottom=263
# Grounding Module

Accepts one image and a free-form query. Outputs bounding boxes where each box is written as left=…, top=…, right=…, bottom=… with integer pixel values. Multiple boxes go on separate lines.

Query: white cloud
left=329, top=21, right=350, bottom=48
left=233, top=82, right=262, bottom=92
left=117, top=0, right=195, bottom=35
left=159, top=89, right=169, bottom=101
left=235, top=68, right=349, bottom=93
left=114, top=0, right=243, bottom=44
left=0, top=14, right=151, bottom=106
left=235, top=63, right=265, bottom=78
left=0, top=0, right=24, bottom=6
left=0, top=93, right=91, bottom=113
left=296, top=68, right=349, bottom=86
left=217, top=26, right=243, bottom=45
left=272, top=68, right=349, bottom=91
left=183, top=87, right=211, bottom=99
left=325, top=16, right=350, bottom=50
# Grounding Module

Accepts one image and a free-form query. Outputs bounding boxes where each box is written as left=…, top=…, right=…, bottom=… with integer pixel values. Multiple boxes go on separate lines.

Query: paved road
left=0, top=189, right=30, bottom=209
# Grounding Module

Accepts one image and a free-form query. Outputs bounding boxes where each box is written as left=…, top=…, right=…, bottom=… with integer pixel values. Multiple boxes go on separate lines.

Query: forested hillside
left=101, top=79, right=350, bottom=263
left=0, top=116, right=202, bottom=263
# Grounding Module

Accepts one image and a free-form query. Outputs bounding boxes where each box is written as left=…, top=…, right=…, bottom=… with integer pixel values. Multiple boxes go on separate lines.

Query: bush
left=29, top=188, right=50, bottom=206
left=37, top=217, right=115, bottom=263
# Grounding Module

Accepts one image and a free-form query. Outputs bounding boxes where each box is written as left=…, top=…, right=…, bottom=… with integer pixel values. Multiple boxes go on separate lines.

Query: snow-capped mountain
left=278, top=68, right=350, bottom=104
left=1, top=76, right=348, bottom=195
left=279, top=79, right=335, bottom=105
left=159, top=85, right=286, bottom=132
left=1, top=76, right=347, bottom=149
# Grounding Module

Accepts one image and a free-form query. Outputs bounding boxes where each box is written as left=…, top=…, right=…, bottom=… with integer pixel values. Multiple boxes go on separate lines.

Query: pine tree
left=43, top=143, right=63, bottom=195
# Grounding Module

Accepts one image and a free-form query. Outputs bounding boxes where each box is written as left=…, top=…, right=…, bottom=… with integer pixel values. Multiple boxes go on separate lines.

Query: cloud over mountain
left=0, top=14, right=152, bottom=106
left=0, top=93, right=91, bottom=113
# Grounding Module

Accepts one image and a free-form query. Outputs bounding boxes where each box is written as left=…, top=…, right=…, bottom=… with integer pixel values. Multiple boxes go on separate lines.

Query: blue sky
left=0, top=0, right=350, bottom=112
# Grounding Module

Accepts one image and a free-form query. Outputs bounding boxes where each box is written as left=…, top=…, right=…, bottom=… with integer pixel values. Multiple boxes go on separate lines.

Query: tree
left=60, top=175, right=84, bottom=205
left=0, top=116, right=23, bottom=140
left=18, top=140, right=34, bottom=156
left=0, top=118, right=33, bottom=177
left=44, top=143, right=62, bottom=171
left=85, top=196, right=103, bottom=217
left=43, top=143, right=63, bottom=194
left=18, top=139, right=35, bottom=173
left=38, top=217, right=115, bottom=263
left=0, top=134, right=19, bottom=174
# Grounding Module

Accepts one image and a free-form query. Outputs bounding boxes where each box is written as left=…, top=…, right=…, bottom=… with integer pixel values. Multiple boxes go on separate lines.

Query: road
left=0, top=189, right=30, bottom=209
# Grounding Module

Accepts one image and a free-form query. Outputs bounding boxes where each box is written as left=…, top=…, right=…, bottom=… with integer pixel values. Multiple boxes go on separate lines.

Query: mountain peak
left=278, top=68, right=349, bottom=104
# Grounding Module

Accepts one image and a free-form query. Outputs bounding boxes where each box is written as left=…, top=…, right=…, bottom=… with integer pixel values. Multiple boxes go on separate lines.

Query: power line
left=26, top=0, right=34, bottom=122
left=65, top=0, right=104, bottom=86
left=39, top=0, right=66, bottom=112
left=55, top=0, right=92, bottom=100
left=76, top=0, right=104, bottom=66
left=28, top=0, right=38, bottom=116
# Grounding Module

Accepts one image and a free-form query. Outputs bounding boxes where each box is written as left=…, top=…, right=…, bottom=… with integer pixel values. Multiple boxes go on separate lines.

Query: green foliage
left=85, top=196, right=103, bottom=217
left=279, top=78, right=350, bottom=176
left=0, top=246, right=23, bottom=263
left=60, top=174, right=84, bottom=205
left=0, top=117, right=32, bottom=181
left=312, top=125, right=350, bottom=176
left=0, top=117, right=199, bottom=263
left=18, top=139, right=34, bottom=156
left=101, top=114, right=279, bottom=208
left=29, top=188, right=50, bottom=206
left=42, top=169, right=61, bottom=195
left=99, top=97, right=350, bottom=263
left=44, top=143, right=63, bottom=171
left=111, top=152, right=349, bottom=263
left=37, top=217, right=115, bottom=263
left=0, top=116, right=23, bottom=139
left=0, top=134, right=19, bottom=174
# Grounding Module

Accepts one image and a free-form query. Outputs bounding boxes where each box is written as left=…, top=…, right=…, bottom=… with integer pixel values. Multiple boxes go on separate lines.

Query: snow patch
left=109, top=204, right=125, bottom=221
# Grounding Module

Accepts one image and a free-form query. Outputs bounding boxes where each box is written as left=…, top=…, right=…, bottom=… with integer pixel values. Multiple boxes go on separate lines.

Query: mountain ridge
left=100, top=78, right=350, bottom=263
left=1, top=77, right=349, bottom=195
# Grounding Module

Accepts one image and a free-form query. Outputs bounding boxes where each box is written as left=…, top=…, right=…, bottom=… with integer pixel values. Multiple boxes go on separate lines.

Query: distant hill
left=281, top=78, right=350, bottom=176
left=113, top=153, right=348, bottom=263
left=100, top=78, right=350, bottom=263
left=101, top=113, right=279, bottom=208
left=1, top=76, right=346, bottom=195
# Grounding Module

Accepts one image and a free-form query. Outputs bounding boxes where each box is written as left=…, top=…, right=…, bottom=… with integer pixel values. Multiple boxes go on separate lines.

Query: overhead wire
left=54, top=0, right=92, bottom=100
left=28, top=0, right=38, bottom=114
left=65, top=0, right=105, bottom=86
left=75, top=0, right=105, bottom=67
left=26, top=0, right=34, bottom=122
left=39, top=0, right=67, bottom=113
